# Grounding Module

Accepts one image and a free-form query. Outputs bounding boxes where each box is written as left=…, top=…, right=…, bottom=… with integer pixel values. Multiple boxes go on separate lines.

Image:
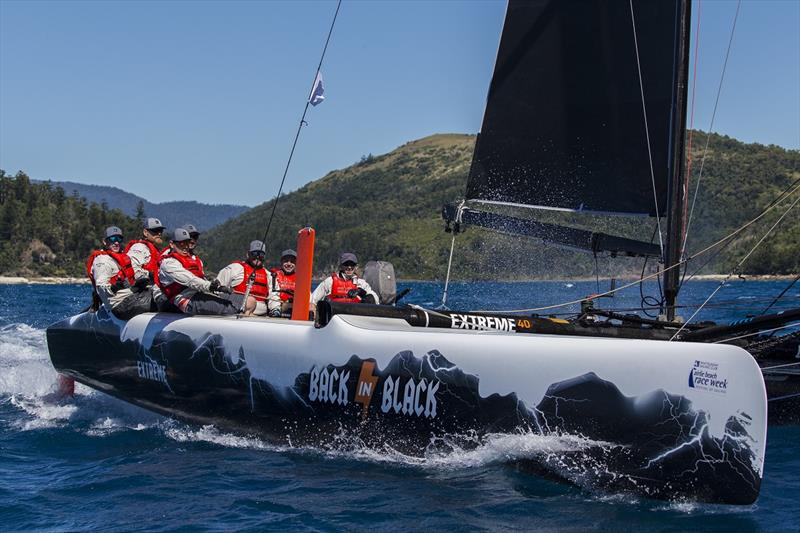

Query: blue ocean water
left=1, top=280, right=798, bottom=531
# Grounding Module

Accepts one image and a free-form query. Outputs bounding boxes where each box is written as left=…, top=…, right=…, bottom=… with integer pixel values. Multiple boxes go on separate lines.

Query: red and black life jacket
left=271, top=268, right=296, bottom=302
left=159, top=246, right=171, bottom=258
left=159, top=252, right=205, bottom=301
left=86, top=250, right=136, bottom=288
left=328, top=273, right=361, bottom=303
left=232, top=261, right=269, bottom=302
left=124, top=239, right=161, bottom=284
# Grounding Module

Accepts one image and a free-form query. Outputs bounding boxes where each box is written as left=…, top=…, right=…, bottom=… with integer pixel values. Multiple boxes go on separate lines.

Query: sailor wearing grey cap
left=157, top=228, right=238, bottom=315
left=86, top=226, right=154, bottom=319
left=215, top=240, right=270, bottom=316
left=182, top=224, right=201, bottom=253
left=268, top=248, right=298, bottom=318
left=310, top=251, right=378, bottom=308
left=125, top=217, right=166, bottom=284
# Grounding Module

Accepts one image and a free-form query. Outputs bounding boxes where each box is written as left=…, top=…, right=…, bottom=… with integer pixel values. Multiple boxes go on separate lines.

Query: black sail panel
left=467, top=0, right=680, bottom=216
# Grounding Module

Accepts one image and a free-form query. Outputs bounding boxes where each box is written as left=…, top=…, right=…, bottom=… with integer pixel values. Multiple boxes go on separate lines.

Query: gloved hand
left=346, top=288, right=368, bottom=299
left=269, top=308, right=282, bottom=318
left=111, top=278, right=129, bottom=294
left=134, top=277, right=150, bottom=290
left=209, top=279, right=231, bottom=294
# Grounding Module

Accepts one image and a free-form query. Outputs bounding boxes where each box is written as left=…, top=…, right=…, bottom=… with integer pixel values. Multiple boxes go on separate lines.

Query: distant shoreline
left=1, top=274, right=795, bottom=285
left=0, top=276, right=90, bottom=285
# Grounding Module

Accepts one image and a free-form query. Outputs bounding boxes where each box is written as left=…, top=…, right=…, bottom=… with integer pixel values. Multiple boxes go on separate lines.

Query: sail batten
left=466, top=0, right=682, bottom=218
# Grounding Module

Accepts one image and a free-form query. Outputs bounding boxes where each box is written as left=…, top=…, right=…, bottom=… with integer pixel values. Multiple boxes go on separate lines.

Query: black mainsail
left=445, top=0, right=691, bottom=268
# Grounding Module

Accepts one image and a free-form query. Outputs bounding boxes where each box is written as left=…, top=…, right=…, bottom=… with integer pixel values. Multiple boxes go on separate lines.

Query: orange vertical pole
left=291, top=226, right=315, bottom=321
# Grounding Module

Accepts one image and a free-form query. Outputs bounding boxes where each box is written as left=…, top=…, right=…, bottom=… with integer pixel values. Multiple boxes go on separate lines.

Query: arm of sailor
left=216, top=263, right=244, bottom=289
left=126, top=242, right=151, bottom=280
left=160, top=257, right=212, bottom=292
left=356, top=278, right=379, bottom=303
left=92, top=255, right=128, bottom=307
left=310, top=277, right=332, bottom=306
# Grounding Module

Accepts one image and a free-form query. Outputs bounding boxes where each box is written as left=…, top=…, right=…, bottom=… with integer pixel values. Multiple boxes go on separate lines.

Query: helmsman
left=310, top=252, right=378, bottom=308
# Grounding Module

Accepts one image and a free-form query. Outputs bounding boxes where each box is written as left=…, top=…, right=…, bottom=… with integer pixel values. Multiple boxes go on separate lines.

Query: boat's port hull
left=47, top=308, right=767, bottom=504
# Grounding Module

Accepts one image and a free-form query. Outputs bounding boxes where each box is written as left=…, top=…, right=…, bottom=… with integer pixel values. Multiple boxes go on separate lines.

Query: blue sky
left=1, top=0, right=798, bottom=207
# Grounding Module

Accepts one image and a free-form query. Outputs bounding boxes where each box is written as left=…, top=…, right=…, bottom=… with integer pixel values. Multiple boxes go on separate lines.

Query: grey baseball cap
left=339, top=252, right=358, bottom=265
left=172, top=228, right=192, bottom=242
left=183, top=224, right=200, bottom=236
left=105, top=226, right=123, bottom=238
left=249, top=240, right=266, bottom=253
left=144, top=217, right=165, bottom=230
left=280, top=249, right=297, bottom=259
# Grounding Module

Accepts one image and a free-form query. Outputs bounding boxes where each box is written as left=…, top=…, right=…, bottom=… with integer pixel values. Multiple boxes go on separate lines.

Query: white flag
left=309, top=71, right=325, bottom=106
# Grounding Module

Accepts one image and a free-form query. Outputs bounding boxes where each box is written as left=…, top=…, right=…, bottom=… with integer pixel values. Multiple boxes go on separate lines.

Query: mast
left=663, top=0, right=692, bottom=321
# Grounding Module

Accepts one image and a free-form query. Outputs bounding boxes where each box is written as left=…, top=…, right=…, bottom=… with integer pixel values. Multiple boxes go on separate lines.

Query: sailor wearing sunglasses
left=86, top=226, right=154, bottom=319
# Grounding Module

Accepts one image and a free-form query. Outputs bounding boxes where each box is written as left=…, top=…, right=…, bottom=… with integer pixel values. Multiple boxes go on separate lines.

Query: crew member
left=125, top=217, right=166, bottom=305
left=87, top=226, right=153, bottom=319
left=310, top=252, right=378, bottom=308
left=183, top=224, right=201, bottom=255
left=268, top=248, right=297, bottom=317
left=158, top=228, right=237, bottom=315
left=215, top=240, right=270, bottom=316
left=125, top=217, right=165, bottom=281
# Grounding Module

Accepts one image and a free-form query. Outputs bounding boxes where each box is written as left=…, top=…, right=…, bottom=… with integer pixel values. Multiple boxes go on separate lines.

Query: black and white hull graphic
left=47, top=309, right=767, bottom=504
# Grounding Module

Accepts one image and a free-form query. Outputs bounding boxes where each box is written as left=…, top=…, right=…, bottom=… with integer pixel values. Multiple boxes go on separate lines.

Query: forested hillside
left=3, top=131, right=797, bottom=280
left=200, top=132, right=798, bottom=280
left=0, top=171, right=139, bottom=277
left=36, top=180, right=249, bottom=232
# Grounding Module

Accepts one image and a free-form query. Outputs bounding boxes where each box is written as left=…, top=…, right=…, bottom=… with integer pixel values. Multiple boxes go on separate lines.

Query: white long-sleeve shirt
left=127, top=242, right=154, bottom=281
left=216, top=262, right=270, bottom=316
left=159, top=255, right=211, bottom=309
left=91, top=255, right=133, bottom=309
left=310, top=274, right=379, bottom=306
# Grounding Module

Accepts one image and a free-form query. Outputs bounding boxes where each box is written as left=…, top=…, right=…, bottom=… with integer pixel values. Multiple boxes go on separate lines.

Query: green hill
left=3, top=131, right=797, bottom=281
left=0, top=171, right=140, bottom=277
left=199, top=132, right=799, bottom=280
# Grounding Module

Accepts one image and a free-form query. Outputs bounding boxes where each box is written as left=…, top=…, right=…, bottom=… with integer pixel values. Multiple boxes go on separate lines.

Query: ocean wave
left=1, top=323, right=162, bottom=434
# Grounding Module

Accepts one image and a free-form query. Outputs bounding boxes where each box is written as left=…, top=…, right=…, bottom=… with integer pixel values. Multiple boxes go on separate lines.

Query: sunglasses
left=189, top=233, right=200, bottom=240
left=107, top=235, right=124, bottom=244
left=341, top=263, right=357, bottom=269
left=148, top=228, right=164, bottom=235
left=249, top=252, right=266, bottom=259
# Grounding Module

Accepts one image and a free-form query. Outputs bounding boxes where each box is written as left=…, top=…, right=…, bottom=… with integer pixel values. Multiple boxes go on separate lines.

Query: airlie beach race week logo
left=307, top=361, right=441, bottom=420
left=688, top=360, right=728, bottom=394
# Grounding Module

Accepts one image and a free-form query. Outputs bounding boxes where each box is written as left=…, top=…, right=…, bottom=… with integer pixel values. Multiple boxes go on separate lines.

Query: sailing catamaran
left=46, top=0, right=781, bottom=505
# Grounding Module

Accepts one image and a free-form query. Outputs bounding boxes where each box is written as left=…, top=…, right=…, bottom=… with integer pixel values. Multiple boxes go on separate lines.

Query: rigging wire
left=711, top=322, right=800, bottom=345
left=761, top=274, right=800, bottom=316
left=681, top=174, right=800, bottom=284
left=669, top=191, right=800, bottom=340
left=680, top=0, right=741, bottom=260
left=629, top=0, right=665, bottom=259
left=639, top=222, right=664, bottom=317
left=439, top=232, right=458, bottom=310
left=472, top=181, right=800, bottom=313
left=259, top=0, right=342, bottom=247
